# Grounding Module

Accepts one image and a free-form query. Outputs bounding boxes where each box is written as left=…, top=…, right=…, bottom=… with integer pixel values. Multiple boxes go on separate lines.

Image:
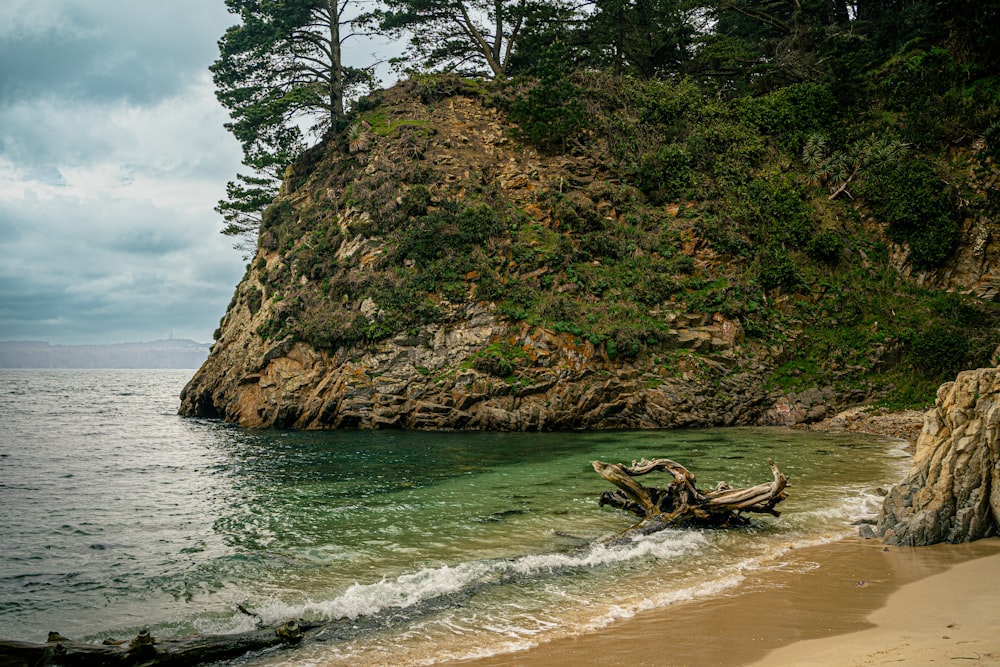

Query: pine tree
left=369, top=0, right=574, bottom=78
left=211, top=0, right=371, bottom=253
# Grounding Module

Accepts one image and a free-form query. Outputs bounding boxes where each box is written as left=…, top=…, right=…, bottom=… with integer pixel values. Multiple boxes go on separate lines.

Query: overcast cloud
left=0, top=1, right=360, bottom=344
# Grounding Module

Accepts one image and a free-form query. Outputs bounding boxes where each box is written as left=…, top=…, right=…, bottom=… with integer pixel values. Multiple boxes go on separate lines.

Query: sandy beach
left=443, top=409, right=1000, bottom=666
left=447, top=536, right=1000, bottom=666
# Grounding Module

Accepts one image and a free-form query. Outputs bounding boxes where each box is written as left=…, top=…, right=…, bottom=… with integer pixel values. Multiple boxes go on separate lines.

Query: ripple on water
left=0, top=370, right=911, bottom=662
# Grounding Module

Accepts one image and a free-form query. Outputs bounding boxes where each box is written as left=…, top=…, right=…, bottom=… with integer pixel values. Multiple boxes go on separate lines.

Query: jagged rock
left=877, top=368, right=1000, bottom=545
left=179, top=298, right=777, bottom=430
left=760, top=387, right=837, bottom=426
left=177, top=83, right=990, bottom=433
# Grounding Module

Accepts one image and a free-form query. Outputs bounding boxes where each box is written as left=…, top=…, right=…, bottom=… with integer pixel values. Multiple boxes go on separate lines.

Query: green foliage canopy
left=579, top=0, right=700, bottom=78
left=212, top=0, right=372, bottom=253
left=368, top=0, right=576, bottom=78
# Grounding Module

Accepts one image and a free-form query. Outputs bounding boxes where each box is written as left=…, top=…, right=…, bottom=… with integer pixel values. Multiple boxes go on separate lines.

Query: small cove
left=0, top=369, right=911, bottom=665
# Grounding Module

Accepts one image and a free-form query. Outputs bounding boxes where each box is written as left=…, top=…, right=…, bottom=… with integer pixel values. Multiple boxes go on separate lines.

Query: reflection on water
left=0, top=370, right=911, bottom=665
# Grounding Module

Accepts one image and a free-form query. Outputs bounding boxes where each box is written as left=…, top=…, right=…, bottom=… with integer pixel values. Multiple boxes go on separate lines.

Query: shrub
left=260, top=200, right=296, bottom=245
left=634, top=144, right=695, bottom=204
left=694, top=214, right=751, bottom=256
left=736, top=175, right=814, bottom=249
left=908, top=323, right=969, bottom=377
left=581, top=231, right=628, bottom=260
left=635, top=78, right=702, bottom=129
left=553, top=191, right=602, bottom=233
left=407, top=72, right=485, bottom=104
left=862, top=161, right=959, bottom=269
left=906, top=219, right=961, bottom=269
left=399, top=184, right=432, bottom=218
left=394, top=211, right=455, bottom=263
left=510, top=43, right=586, bottom=151
left=735, top=83, right=838, bottom=154
left=296, top=301, right=354, bottom=350
left=635, top=272, right=683, bottom=305
left=457, top=203, right=504, bottom=244
left=757, top=250, right=802, bottom=291
left=608, top=328, right=642, bottom=359
left=806, top=231, right=842, bottom=263
left=245, top=286, right=263, bottom=315
left=470, top=342, right=527, bottom=377
left=685, top=103, right=767, bottom=187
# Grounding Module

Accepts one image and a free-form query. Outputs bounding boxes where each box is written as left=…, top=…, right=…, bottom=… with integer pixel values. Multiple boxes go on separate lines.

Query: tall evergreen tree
left=581, top=0, right=698, bottom=78
left=855, top=0, right=1000, bottom=72
left=212, top=0, right=369, bottom=254
left=691, top=0, right=864, bottom=92
left=369, top=0, right=574, bottom=78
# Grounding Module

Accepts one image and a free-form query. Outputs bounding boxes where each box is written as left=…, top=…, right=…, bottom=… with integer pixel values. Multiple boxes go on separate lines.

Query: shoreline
left=445, top=408, right=1000, bottom=666
left=445, top=536, right=1000, bottom=666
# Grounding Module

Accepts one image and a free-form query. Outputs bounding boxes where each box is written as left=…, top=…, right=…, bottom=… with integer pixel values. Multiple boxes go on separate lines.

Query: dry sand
left=748, top=540, right=1000, bottom=666
left=446, top=537, right=1000, bottom=666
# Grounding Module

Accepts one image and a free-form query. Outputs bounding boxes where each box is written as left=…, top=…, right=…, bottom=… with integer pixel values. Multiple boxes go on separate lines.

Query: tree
left=693, top=0, right=859, bottom=92
left=215, top=169, right=291, bottom=259
left=370, top=0, right=574, bottom=78
left=802, top=133, right=909, bottom=200
left=854, top=0, right=1000, bottom=73
left=581, top=0, right=699, bottom=78
left=212, top=0, right=371, bottom=254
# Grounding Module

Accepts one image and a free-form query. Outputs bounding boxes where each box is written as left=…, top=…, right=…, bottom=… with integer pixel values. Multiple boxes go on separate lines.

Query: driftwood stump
left=594, top=458, right=789, bottom=531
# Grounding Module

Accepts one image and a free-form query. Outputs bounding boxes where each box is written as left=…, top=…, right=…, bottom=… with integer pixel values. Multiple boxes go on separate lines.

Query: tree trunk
left=594, top=458, right=789, bottom=530
left=327, top=0, right=344, bottom=119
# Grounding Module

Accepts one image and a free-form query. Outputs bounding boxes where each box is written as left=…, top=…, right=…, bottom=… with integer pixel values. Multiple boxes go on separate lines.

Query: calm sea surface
left=0, top=369, right=911, bottom=665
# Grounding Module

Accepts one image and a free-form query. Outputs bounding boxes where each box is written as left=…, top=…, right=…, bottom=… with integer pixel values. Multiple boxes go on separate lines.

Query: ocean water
left=0, top=369, right=911, bottom=665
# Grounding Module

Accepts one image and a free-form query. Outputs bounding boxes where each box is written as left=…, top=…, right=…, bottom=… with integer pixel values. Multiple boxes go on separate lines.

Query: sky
left=0, top=1, right=391, bottom=345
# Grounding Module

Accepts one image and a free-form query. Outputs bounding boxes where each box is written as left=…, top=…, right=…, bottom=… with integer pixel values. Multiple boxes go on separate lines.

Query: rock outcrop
left=877, top=367, right=1000, bottom=545
left=180, top=295, right=774, bottom=430
left=903, top=142, right=1000, bottom=300
left=179, top=77, right=999, bottom=432
left=179, top=81, right=784, bottom=430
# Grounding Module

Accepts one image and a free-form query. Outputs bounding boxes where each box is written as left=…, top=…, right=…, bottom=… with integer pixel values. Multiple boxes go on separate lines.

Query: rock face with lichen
left=179, top=79, right=776, bottom=430
left=179, top=288, right=771, bottom=429
left=179, top=75, right=1000, bottom=431
left=877, top=367, right=1000, bottom=545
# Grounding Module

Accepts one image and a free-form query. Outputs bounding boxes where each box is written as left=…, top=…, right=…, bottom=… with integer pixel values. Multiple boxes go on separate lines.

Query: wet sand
left=446, top=536, right=1000, bottom=666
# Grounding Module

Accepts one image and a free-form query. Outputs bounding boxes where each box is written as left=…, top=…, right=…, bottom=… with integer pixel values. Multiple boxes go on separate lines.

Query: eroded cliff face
left=180, top=77, right=999, bottom=431
left=877, top=367, right=1000, bottom=545
left=180, top=276, right=771, bottom=429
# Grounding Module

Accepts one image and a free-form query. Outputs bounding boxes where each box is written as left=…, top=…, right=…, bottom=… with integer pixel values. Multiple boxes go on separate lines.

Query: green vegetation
left=468, top=342, right=531, bottom=379
left=221, top=0, right=1000, bottom=409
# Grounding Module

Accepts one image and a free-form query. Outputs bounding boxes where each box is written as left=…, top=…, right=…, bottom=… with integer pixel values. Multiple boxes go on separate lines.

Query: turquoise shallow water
left=0, top=369, right=911, bottom=665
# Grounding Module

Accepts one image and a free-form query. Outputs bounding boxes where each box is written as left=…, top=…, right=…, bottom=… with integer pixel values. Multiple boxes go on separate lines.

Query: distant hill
left=0, top=340, right=211, bottom=369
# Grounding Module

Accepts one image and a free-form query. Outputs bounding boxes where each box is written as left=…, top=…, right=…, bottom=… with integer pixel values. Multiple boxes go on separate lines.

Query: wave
left=200, top=528, right=709, bottom=636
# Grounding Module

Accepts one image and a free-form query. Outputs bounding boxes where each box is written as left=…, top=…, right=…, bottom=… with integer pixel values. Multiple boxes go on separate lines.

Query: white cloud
left=0, top=0, right=89, bottom=39
left=0, top=1, right=399, bottom=344
left=0, top=45, right=246, bottom=344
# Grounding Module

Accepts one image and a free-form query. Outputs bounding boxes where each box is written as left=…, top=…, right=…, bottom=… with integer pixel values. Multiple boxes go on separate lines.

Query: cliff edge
left=180, top=75, right=1000, bottom=430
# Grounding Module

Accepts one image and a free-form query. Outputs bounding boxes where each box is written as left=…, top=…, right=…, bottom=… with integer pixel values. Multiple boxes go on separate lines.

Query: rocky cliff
left=877, top=367, right=1000, bottom=545
left=179, top=75, right=1000, bottom=430
left=179, top=304, right=769, bottom=430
